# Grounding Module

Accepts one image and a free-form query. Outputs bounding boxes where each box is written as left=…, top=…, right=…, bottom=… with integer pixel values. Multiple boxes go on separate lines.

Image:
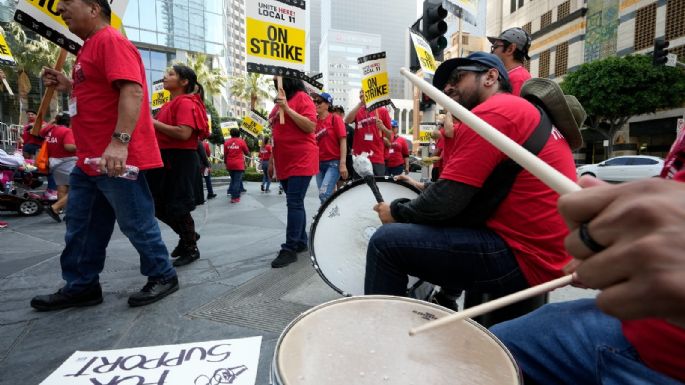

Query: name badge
left=68, top=97, right=78, bottom=117
left=364, top=133, right=373, bottom=141
left=389, top=149, right=395, bottom=154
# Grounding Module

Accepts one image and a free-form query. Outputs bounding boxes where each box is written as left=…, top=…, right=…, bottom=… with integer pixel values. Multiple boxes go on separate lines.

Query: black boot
left=173, top=246, right=200, bottom=267
left=128, top=276, right=179, bottom=307
left=31, top=286, right=103, bottom=311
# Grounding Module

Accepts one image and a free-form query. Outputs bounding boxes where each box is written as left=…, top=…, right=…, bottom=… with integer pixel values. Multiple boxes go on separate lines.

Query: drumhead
left=272, top=296, right=521, bottom=385
left=309, top=177, right=420, bottom=296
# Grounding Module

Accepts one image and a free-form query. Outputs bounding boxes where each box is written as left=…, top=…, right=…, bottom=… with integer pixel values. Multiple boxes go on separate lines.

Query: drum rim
left=308, top=177, right=421, bottom=297
left=271, top=295, right=522, bottom=385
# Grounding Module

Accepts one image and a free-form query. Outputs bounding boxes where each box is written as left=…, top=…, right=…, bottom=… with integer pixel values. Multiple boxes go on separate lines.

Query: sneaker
left=46, top=207, right=62, bottom=223
left=230, top=197, right=240, bottom=203
left=207, top=193, right=217, bottom=199
left=171, top=233, right=200, bottom=258
left=173, top=247, right=200, bottom=267
left=30, top=286, right=103, bottom=311
left=260, top=184, right=265, bottom=192
left=128, top=276, right=179, bottom=307
left=271, top=249, right=297, bottom=268
left=43, top=189, right=58, bottom=201
left=0, top=221, right=7, bottom=229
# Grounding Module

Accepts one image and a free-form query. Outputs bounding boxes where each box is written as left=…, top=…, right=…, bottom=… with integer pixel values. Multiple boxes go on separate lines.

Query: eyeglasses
left=490, top=44, right=505, bottom=53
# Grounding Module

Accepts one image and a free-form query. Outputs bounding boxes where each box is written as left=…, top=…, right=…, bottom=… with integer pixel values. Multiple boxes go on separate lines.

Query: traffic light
left=653, top=38, right=669, bottom=66
left=422, top=1, right=448, bottom=60
left=419, top=92, right=435, bottom=111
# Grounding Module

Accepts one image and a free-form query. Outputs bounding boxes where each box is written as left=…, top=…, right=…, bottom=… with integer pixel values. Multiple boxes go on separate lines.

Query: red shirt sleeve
left=333, top=115, right=346, bottom=139
left=241, top=139, right=249, bottom=155
left=102, top=35, right=144, bottom=87
left=402, top=139, right=409, bottom=157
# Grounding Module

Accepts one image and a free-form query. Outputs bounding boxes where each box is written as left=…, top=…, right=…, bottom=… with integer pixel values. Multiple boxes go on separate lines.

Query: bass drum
left=309, top=177, right=425, bottom=297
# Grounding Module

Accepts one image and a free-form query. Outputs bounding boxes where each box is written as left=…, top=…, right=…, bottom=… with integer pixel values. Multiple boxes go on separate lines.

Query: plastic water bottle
left=84, top=157, right=140, bottom=180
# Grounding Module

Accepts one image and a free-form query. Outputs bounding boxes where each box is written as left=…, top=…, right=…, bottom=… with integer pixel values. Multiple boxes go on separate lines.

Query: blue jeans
left=280, top=176, right=311, bottom=252
left=60, top=167, right=176, bottom=294
left=228, top=170, right=244, bottom=199
left=385, top=164, right=405, bottom=176
left=204, top=174, right=214, bottom=195
left=491, top=299, right=684, bottom=385
left=364, top=224, right=528, bottom=296
left=261, top=160, right=271, bottom=191
left=316, top=159, right=340, bottom=204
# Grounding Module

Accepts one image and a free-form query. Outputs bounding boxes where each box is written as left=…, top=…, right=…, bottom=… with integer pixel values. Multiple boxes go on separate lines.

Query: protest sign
left=39, top=337, right=262, bottom=385
left=151, top=79, right=170, bottom=113
left=0, top=32, right=16, bottom=67
left=442, top=0, right=479, bottom=25
left=14, top=0, right=129, bottom=54
left=241, top=110, right=268, bottom=138
left=419, top=123, right=436, bottom=144
left=409, top=30, right=437, bottom=76
left=245, top=0, right=322, bottom=89
left=358, top=52, right=392, bottom=112
left=221, top=120, right=239, bottom=138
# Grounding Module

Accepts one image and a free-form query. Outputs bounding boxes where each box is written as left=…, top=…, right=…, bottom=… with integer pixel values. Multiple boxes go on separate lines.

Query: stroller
left=0, top=149, right=44, bottom=216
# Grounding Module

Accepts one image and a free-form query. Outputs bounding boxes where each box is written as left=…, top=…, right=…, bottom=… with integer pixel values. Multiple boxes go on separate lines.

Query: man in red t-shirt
left=223, top=128, right=249, bottom=203
left=41, top=112, right=76, bottom=223
left=344, top=90, right=392, bottom=177
left=365, top=52, right=577, bottom=305
left=384, top=120, right=409, bottom=176
left=31, top=0, right=178, bottom=312
left=488, top=27, right=532, bottom=96
left=19, top=110, right=45, bottom=159
left=491, top=153, right=685, bottom=384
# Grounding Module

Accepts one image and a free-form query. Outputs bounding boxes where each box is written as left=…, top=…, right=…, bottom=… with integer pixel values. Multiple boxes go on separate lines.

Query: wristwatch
left=112, top=132, right=131, bottom=144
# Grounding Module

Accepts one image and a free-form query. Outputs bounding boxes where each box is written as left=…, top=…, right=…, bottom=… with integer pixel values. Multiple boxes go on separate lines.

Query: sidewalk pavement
left=0, top=178, right=594, bottom=385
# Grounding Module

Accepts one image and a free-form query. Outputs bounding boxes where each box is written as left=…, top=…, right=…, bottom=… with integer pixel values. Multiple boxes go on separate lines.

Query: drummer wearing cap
left=488, top=27, right=532, bottom=96
left=365, top=52, right=578, bottom=308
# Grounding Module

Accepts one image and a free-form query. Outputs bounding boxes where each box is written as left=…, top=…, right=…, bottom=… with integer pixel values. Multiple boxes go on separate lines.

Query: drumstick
left=353, top=153, right=384, bottom=202
left=400, top=68, right=580, bottom=196
left=409, top=274, right=574, bottom=336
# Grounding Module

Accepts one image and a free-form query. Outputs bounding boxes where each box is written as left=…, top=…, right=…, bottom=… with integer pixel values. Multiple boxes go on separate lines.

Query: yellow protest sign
left=358, top=52, right=391, bottom=111
left=220, top=121, right=239, bottom=139
left=151, top=80, right=170, bottom=112
left=409, top=30, right=437, bottom=75
left=15, top=0, right=129, bottom=54
left=0, top=33, right=16, bottom=66
left=245, top=0, right=322, bottom=88
left=418, top=124, right=436, bottom=144
left=241, top=111, right=267, bottom=138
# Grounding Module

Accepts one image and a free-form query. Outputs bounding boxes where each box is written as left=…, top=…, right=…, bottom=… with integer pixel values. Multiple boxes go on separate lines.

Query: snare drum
left=309, top=177, right=420, bottom=296
left=271, top=296, right=521, bottom=385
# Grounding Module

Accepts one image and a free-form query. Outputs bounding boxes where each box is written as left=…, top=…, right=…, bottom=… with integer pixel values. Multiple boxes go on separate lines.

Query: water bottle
left=84, top=157, right=140, bottom=180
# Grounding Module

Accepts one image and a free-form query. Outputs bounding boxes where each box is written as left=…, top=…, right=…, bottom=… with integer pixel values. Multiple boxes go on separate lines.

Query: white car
left=576, top=155, right=664, bottom=182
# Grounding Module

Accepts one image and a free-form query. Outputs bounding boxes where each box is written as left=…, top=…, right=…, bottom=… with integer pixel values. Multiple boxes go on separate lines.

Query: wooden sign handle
left=32, top=48, right=68, bottom=135
left=277, top=76, right=285, bottom=124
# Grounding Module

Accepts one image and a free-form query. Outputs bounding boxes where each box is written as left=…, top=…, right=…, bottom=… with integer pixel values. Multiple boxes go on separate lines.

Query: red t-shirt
left=259, top=144, right=272, bottom=161
left=351, top=105, right=391, bottom=164
left=508, top=66, right=532, bottom=96
left=433, top=134, right=445, bottom=168
left=620, top=135, right=685, bottom=383
left=43, top=124, right=75, bottom=159
left=385, top=135, right=409, bottom=168
left=269, top=91, right=318, bottom=180
left=22, top=121, right=44, bottom=146
left=155, top=94, right=209, bottom=150
left=441, top=125, right=457, bottom=166
left=440, top=93, right=576, bottom=286
left=70, top=26, right=162, bottom=176
left=223, top=137, right=249, bottom=171
left=316, top=113, right=346, bottom=162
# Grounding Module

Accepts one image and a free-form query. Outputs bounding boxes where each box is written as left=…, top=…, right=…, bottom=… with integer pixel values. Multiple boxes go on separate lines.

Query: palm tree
left=228, top=72, right=272, bottom=111
left=177, top=53, right=227, bottom=99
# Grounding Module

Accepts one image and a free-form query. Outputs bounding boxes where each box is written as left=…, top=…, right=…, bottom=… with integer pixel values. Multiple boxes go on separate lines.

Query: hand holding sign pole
left=276, top=76, right=285, bottom=124
left=32, top=48, right=67, bottom=135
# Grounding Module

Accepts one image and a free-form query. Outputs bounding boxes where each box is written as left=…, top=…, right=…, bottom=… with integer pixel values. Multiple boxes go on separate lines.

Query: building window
left=522, top=22, right=532, bottom=34
left=634, top=3, right=656, bottom=51
left=462, top=35, right=469, bottom=45
left=539, top=49, right=551, bottom=78
left=557, top=1, right=570, bottom=20
left=666, top=0, right=685, bottom=41
left=510, top=0, right=516, bottom=14
left=541, top=10, right=552, bottom=29
left=555, top=42, right=569, bottom=76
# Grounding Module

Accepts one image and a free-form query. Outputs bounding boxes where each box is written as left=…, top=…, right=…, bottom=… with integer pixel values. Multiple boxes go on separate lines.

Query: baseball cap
left=316, top=92, right=333, bottom=105
left=487, top=27, right=532, bottom=60
left=391, top=119, right=398, bottom=128
left=433, top=52, right=510, bottom=91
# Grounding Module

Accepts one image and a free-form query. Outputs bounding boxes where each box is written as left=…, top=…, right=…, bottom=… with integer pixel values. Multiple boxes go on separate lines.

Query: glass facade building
left=123, top=0, right=225, bottom=56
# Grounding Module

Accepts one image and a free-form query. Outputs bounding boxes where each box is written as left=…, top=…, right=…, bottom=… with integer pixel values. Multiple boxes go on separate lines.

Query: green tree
left=228, top=72, right=272, bottom=110
left=176, top=53, right=227, bottom=99
left=561, top=55, right=685, bottom=154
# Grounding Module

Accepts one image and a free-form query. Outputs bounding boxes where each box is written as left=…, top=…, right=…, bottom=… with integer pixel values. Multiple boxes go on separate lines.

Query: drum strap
left=454, top=106, right=553, bottom=226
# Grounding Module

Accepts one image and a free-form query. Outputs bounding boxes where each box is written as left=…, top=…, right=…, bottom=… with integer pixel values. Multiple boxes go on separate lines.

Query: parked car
left=576, top=155, right=664, bottom=182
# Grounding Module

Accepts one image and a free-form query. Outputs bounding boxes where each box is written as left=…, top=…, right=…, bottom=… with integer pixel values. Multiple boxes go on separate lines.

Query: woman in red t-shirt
left=149, top=65, right=209, bottom=267
left=259, top=136, right=272, bottom=192
left=313, top=91, right=347, bottom=204
left=223, top=128, right=249, bottom=203
left=268, top=77, right=318, bottom=268
left=41, top=112, right=76, bottom=223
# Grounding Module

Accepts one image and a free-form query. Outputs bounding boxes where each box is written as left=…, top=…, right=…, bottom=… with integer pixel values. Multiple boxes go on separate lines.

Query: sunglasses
left=490, top=43, right=506, bottom=53
left=313, top=99, right=325, bottom=105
